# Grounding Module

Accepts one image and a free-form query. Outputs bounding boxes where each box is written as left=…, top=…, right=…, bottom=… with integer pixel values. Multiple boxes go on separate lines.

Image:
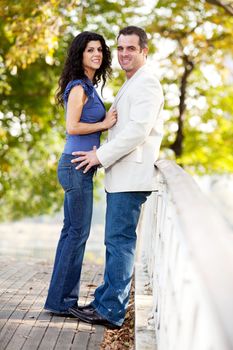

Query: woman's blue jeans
left=44, top=153, right=95, bottom=313
left=91, top=191, right=151, bottom=326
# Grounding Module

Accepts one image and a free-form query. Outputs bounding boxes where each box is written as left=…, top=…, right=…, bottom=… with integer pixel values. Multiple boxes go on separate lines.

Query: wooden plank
left=0, top=321, right=19, bottom=350
left=15, top=279, right=51, bottom=350
left=0, top=269, right=37, bottom=335
left=0, top=266, right=35, bottom=298
left=0, top=260, right=105, bottom=350
left=87, top=325, right=105, bottom=350
left=54, top=318, right=78, bottom=350
left=22, top=315, right=52, bottom=350
left=37, top=316, right=65, bottom=350
left=20, top=327, right=47, bottom=350
left=5, top=277, right=48, bottom=350
left=5, top=323, right=34, bottom=350
left=79, top=264, right=103, bottom=307
left=71, top=329, right=91, bottom=350
left=0, top=269, right=40, bottom=325
left=0, top=262, right=22, bottom=280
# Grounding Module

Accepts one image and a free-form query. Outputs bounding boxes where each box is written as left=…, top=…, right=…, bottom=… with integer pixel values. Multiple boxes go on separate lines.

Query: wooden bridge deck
left=0, top=258, right=105, bottom=350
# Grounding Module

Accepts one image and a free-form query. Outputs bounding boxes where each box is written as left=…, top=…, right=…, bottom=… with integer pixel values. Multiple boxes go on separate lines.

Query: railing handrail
left=155, top=159, right=233, bottom=348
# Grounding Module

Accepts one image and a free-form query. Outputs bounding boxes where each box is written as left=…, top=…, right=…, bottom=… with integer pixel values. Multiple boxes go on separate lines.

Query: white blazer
left=96, top=64, right=164, bottom=192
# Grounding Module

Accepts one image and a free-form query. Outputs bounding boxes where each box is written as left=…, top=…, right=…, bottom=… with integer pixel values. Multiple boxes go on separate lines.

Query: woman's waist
left=66, top=132, right=101, bottom=141
left=64, top=134, right=100, bottom=153
left=58, top=153, right=97, bottom=175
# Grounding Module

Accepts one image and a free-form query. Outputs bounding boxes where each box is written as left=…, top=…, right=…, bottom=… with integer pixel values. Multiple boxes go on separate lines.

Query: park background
left=0, top=2, right=233, bottom=349
left=0, top=0, right=233, bottom=253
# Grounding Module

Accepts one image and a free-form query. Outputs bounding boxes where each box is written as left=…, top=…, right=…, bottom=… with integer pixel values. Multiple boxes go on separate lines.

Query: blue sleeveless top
left=63, top=78, right=106, bottom=154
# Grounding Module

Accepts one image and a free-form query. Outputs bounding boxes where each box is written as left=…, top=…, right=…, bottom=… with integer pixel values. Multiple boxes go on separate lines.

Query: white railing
left=136, top=160, right=233, bottom=350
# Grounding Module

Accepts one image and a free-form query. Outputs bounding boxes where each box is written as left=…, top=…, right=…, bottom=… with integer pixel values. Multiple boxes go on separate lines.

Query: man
left=69, top=26, right=164, bottom=328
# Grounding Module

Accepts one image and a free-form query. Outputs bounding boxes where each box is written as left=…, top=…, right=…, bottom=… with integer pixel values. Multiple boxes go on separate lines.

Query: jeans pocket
left=57, top=166, right=72, bottom=191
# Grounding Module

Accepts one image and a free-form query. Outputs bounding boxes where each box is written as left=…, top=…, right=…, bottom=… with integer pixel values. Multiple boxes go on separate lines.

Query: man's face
left=117, top=34, right=148, bottom=78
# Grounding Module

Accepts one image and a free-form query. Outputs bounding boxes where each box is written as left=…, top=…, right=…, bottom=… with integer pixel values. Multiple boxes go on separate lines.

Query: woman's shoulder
left=63, top=78, right=94, bottom=102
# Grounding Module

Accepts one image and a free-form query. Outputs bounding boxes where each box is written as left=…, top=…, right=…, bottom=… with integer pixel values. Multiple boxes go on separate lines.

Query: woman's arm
left=66, top=85, right=117, bottom=135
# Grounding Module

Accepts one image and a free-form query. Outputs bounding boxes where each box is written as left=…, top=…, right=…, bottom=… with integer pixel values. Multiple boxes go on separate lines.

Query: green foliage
left=0, top=0, right=142, bottom=221
left=146, top=0, right=233, bottom=174
left=0, top=0, right=233, bottom=221
left=181, top=84, right=233, bottom=174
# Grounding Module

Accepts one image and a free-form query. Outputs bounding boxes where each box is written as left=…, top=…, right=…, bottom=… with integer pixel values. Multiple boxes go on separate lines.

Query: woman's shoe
left=77, top=303, right=95, bottom=312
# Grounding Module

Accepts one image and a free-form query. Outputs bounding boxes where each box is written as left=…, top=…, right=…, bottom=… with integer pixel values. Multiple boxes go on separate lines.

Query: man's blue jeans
left=44, top=153, right=94, bottom=313
left=92, top=191, right=151, bottom=326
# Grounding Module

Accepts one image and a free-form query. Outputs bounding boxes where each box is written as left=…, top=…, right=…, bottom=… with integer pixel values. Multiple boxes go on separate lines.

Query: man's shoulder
left=132, top=65, right=163, bottom=94
left=134, top=65, right=160, bottom=82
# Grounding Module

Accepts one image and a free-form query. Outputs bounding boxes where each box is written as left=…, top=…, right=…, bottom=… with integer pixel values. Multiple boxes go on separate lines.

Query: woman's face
left=82, top=40, right=103, bottom=73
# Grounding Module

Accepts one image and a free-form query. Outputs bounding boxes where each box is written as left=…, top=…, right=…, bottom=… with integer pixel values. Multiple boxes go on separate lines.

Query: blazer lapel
left=112, top=80, right=129, bottom=107
left=112, top=64, right=148, bottom=107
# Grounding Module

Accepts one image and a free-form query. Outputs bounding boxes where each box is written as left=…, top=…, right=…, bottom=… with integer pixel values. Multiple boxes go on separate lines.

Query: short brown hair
left=117, top=26, right=148, bottom=49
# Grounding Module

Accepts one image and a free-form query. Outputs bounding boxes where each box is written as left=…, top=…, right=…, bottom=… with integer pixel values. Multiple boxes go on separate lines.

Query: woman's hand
left=102, top=108, right=117, bottom=130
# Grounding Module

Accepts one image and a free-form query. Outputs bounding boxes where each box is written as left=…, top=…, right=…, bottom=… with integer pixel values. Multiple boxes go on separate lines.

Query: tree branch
left=206, top=0, right=233, bottom=16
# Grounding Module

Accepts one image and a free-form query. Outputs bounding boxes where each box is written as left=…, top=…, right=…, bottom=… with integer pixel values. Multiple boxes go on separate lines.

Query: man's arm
left=97, top=77, right=163, bottom=165
left=72, top=77, right=163, bottom=173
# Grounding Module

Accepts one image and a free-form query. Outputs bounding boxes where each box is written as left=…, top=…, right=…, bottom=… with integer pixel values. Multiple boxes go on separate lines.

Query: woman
left=44, top=32, right=117, bottom=314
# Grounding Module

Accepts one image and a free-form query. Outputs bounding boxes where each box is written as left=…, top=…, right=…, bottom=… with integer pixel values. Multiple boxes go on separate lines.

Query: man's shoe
left=70, top=304, right=95, bottom=314
left=78, top=303, right=95, bottom=312
left=68, top=308, right=120, bottom=329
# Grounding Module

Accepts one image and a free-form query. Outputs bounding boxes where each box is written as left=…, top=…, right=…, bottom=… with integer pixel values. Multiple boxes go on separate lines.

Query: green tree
left=1, top=0, right=233, bottom=220
left=147, top=0, right=233, bottom=174
left=0, top=0, right=141, bottom=220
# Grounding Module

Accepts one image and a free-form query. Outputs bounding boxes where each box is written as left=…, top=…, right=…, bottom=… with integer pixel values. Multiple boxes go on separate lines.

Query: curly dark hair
left=56, top=31, right=112, bottom=106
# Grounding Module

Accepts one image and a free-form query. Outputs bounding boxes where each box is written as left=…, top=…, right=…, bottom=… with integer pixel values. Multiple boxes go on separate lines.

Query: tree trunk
left=170, top=56, right=194, bottom=157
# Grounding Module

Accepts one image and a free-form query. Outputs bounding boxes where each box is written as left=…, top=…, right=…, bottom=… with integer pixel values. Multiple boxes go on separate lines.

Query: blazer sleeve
left=96, top=76, right=164, bottom=169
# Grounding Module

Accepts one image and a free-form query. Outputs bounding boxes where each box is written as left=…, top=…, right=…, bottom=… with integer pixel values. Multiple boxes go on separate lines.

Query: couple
left=44, top=26, right=164, bottom=329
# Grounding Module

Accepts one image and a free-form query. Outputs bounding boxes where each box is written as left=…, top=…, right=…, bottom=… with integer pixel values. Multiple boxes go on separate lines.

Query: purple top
left=63, top=78, right=106, bottom=154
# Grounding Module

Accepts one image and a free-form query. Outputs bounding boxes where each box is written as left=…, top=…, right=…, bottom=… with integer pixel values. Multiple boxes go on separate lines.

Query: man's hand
left=71, top=146, right=100, bottom=173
